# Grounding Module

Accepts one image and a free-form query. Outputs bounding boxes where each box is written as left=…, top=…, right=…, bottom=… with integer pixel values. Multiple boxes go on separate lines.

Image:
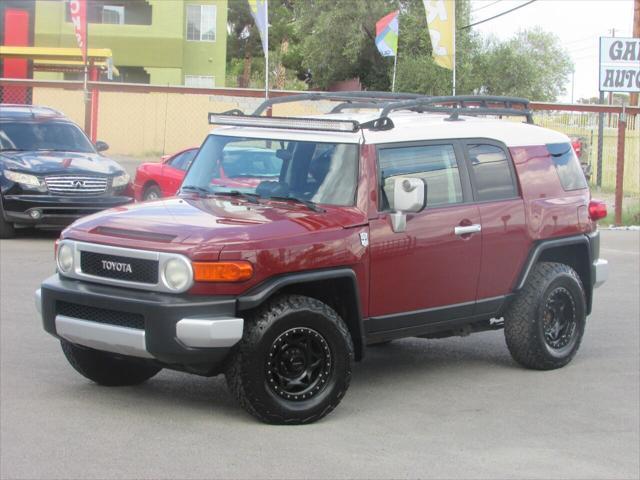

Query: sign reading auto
left=599, top=37, right=640, bottom=93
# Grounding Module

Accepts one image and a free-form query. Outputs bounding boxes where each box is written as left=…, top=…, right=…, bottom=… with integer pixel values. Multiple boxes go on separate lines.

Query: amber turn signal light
left=192, top=261, right=253, bottom=282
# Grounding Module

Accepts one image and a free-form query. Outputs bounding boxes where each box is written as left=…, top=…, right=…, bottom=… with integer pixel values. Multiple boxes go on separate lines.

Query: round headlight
left=57, top=243, right=74, bottom=273
left=163, top=258, right=191, bottom=291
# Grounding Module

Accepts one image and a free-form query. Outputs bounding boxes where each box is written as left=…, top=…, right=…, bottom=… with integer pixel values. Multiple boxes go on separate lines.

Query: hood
left=65, top=197, right=368, bottom=249
left=0, top=150, right=125, bottom=176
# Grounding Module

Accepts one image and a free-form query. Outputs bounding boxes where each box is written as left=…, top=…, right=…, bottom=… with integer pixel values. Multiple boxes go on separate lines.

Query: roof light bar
left=208, top=113, right=359, bottom=133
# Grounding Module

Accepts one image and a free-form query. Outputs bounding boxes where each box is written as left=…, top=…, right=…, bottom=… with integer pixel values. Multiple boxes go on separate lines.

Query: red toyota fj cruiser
left=35, top=93, right=609, bottom=424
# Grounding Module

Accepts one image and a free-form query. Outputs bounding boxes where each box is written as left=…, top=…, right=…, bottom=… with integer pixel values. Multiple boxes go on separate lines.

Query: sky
left=469, top=0, right=635, bottom=102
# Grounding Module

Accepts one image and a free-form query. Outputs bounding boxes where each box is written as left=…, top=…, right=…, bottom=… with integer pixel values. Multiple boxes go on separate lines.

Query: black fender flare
left=237, top=268, right=366, bottom=360
left=514, top=233, right=596, bottom=313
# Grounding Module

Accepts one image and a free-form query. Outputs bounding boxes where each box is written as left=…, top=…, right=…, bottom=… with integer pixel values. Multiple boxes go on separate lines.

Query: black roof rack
left=208, top=93, right=534, bottom=132
left=252, top=91, right=427, bottom=116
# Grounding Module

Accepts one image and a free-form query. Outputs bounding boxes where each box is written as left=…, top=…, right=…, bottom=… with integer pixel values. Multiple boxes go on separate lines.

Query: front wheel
left=0, top=202, right=16, bottom=239
left=61, top=340, right=162, bottom=386
left=143, top=184, right=162, bottom=201
left=225, top=295, right=354, bottom=424
left=504, top=262, right=587, bottom=370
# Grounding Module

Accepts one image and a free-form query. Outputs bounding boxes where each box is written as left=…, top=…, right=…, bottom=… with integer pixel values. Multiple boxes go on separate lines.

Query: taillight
left=588, top=200, right=607, bottom=221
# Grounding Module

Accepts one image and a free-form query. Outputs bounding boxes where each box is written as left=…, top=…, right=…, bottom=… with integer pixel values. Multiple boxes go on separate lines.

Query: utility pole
left=631, top=0, right=640, bottom=106
left=571, top=71, right=575, bottom=103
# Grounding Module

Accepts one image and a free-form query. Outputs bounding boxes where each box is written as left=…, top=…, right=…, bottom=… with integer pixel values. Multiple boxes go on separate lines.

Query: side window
left=378, top=144, right=463, bottom=209
left=467, top=144, right=517, bottom=201
left=547, top=142, right=588, bottom=191
left=170, top=150, right=196, bottom=170
left=180, top=149, right=197, bottom=170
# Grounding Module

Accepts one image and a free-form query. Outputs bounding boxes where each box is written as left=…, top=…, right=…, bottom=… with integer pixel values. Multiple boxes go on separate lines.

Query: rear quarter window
left=547, top=142, right=588, bottom=191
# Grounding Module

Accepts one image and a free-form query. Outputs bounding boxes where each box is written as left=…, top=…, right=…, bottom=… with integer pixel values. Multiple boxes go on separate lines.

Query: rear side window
left=466, top=144, right=518, bottom=201
left=170, top=149, right=197, bottom=170
left=378, top=144, right=463, bottom=209
left=547, top=143, right=588, bottom=191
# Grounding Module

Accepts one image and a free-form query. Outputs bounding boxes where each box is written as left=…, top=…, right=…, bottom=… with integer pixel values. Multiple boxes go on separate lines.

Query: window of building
left=466, top=144, right=518, bottom=201
left=65, top=0, right=152, bottom=26
left=378, top=144, right=463, bottom=209
left=184, top=75, right=215, bottom=88
left=102, top=5, right=124, bottom=24
left=186, top=5, right=216, bottom=41
left=547, top=142, right=588, bottom=191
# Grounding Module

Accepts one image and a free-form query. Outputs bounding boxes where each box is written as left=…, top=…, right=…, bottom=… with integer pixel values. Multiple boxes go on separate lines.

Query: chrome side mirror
left=389, top=177, right=426, bottom=233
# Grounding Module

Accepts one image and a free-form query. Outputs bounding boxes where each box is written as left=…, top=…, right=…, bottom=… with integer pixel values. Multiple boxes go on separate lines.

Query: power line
left=562, top=34, right=599, bottom=47
left=470, top=0, right=504, bottom=14
left=458, top=0, right=538, bottom=31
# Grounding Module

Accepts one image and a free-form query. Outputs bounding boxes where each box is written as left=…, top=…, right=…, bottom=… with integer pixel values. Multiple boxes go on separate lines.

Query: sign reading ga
left=599, top=37, right=640, bottom=93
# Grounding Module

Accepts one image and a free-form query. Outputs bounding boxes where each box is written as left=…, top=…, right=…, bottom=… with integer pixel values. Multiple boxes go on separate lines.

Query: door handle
left=454, top=224, right=482, bottom=236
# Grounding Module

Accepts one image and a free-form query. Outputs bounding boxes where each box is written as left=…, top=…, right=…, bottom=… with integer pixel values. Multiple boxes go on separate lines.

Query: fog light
left=29, top=209, right=42, bottom=219
left=57, top=243, right=74, bottom=273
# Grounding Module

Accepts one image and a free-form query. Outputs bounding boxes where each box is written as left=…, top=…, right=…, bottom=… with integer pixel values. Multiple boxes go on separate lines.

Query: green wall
left=34, top=0, right=227, bottom=86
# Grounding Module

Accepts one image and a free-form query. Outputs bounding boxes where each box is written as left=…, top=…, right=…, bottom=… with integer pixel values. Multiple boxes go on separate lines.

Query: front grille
left=80, top=251, right=158, bottom=284
left=57, top=301, right=145, bottom=330
left=45, top=175, right=108, bottom=195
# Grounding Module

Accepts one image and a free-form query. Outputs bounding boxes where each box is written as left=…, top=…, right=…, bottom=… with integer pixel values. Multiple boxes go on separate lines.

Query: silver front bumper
left=593, top=259, right=609, bottom=288
left=35, top=289, right=243, bottom=359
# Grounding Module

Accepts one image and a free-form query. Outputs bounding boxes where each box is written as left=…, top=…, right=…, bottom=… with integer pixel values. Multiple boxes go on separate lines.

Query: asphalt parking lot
left=1, top=229, right=638, bottom=479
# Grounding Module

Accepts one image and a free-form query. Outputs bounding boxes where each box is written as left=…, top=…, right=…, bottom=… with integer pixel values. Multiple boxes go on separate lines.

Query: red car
left=132, top=146, right=282, bottom=201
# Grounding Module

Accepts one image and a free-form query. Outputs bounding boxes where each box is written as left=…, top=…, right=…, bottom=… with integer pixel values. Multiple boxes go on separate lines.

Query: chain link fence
left=1, top=80, right=638, bottom=197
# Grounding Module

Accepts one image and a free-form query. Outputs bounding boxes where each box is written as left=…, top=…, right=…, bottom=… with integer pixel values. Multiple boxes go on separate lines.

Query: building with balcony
left=1, top=0, right=228, bottom=87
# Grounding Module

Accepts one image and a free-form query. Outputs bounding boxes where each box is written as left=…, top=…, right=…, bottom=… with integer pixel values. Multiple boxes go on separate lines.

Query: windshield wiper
left=268, top=196, right=325, bottom=212
left=0, top=148, right=27, bottom=152
left=212, top=190, right=260, bottom=204
left=180, top=185, right=211, bottom=197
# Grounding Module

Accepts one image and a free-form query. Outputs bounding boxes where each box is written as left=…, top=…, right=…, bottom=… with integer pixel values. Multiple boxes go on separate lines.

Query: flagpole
left=392, top=53, right=398, bottom=92
left=264, top=0, right=269, bottom=99
left=452, top=1, right=456, bottom=96
left=82, top=5, right=90, bottom=136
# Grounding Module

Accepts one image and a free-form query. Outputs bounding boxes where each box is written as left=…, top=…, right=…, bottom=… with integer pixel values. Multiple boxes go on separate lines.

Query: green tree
left=475, top=28, right=574, bottom=101
left=227, top=1, right=574, bottom=101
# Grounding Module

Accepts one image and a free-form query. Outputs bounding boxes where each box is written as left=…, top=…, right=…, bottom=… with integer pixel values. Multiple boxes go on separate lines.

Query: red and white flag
left=68, top=0, right=87, bottom=62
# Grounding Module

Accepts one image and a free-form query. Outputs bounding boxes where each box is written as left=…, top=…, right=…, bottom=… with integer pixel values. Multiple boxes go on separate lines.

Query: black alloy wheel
left=225, top=295, right=353, bottom=424
left=542, top=286, right=577, bottom=350
left=266, top=327, right=333, bottom=402
left=504, top=262, right=587, bottom=370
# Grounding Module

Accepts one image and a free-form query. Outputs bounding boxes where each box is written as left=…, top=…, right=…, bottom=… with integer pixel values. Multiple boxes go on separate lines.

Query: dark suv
left=35, top=93, right=608, bottom=424
left=0, top=104, right=133, bottom=238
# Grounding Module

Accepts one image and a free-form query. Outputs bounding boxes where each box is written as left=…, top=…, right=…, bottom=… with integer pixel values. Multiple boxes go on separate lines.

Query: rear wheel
left=0, top=202, right=15, bottom=239
left=143, top=184, right=162, bottom=201
left=61, top=340, right=162, bottom=386
left=504, top=262, right=587, bottom=370
left=225, top=295, right=354, bottom=424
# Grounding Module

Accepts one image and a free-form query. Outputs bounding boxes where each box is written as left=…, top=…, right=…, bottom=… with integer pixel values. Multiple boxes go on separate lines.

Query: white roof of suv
left=209, top=94, right=569, bottom=148
left=213, top=111, right=568, bottom=148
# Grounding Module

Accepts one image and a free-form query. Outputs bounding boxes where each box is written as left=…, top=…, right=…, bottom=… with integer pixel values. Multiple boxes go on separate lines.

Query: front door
left=367, top=141, right=482, bottom=335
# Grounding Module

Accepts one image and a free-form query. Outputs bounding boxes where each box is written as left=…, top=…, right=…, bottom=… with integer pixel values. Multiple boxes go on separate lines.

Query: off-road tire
left=225, top=295, right=354, bottom=425
left=61, top=340, right=162, bottom=386
left=504, top=262, right=587, bottom=370
left=0, top=202, right=16, bottom=239
left=143, top=184, right=162, bottom=201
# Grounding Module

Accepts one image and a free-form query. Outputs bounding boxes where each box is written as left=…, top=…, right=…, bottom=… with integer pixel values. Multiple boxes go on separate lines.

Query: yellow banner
left=423, top=0, right=455, bottom=70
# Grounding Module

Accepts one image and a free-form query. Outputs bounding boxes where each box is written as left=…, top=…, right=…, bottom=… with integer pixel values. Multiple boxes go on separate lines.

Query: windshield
left=182, top=135, right=359, bottom=207
left=0, top=121, right=95, bottom=153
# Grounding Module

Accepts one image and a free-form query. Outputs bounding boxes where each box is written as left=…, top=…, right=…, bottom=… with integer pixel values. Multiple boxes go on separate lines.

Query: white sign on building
left=599, top=37, right=640, bottom=93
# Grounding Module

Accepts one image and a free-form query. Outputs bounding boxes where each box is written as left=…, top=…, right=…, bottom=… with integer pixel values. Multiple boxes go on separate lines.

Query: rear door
left=461, top=140, right=529, bottom=302
left=367, top=141, right=482, bottom=335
